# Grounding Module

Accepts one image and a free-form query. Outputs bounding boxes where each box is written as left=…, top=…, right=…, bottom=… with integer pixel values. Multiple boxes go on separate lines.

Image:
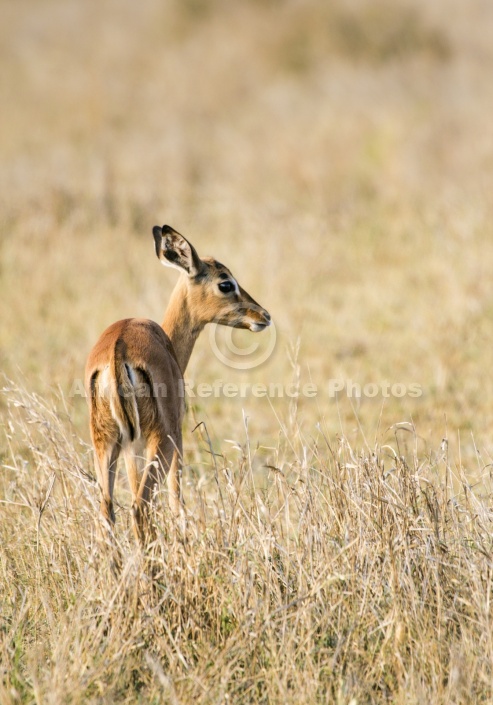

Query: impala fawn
left=85, top=225, right=271, bottom=543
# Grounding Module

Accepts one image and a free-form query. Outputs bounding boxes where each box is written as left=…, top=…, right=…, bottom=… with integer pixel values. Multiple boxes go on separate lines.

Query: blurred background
left=1, top=0, right=493, bottom=465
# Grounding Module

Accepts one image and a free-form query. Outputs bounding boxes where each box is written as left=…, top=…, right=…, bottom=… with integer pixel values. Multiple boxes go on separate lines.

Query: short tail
left=110, top=339, right=140, bottom=443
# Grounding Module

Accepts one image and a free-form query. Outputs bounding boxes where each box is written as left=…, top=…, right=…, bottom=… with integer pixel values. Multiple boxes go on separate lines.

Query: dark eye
left=218, top=281, right=235, bottom=294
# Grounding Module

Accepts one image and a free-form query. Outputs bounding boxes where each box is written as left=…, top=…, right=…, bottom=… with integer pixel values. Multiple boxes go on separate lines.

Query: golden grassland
left=2, top=0, right=493, bottom=702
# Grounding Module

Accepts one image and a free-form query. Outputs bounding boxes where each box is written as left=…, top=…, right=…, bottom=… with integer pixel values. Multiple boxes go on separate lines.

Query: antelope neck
left=161, top=276, right=204, bottom=373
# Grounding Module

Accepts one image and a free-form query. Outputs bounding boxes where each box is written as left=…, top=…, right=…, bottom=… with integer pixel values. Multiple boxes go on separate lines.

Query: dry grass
left=2, top=381, right=493, bottom=704
left=2, top=0, right=493, bottom=701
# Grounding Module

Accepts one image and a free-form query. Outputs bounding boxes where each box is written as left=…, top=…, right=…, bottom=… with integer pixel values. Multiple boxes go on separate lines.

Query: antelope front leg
left=168, top=446, right=186, bottom=536
left=131, top=438, right=184, bottom=545
left=167, top=446, right=183, bottom=516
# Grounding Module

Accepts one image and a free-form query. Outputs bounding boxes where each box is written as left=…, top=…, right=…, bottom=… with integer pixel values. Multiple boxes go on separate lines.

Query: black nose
left=264, top=311, right=271, bottom=322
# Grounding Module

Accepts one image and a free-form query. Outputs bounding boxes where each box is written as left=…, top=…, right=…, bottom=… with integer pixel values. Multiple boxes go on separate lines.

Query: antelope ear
left=152, top=225, right=203, bottom=277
